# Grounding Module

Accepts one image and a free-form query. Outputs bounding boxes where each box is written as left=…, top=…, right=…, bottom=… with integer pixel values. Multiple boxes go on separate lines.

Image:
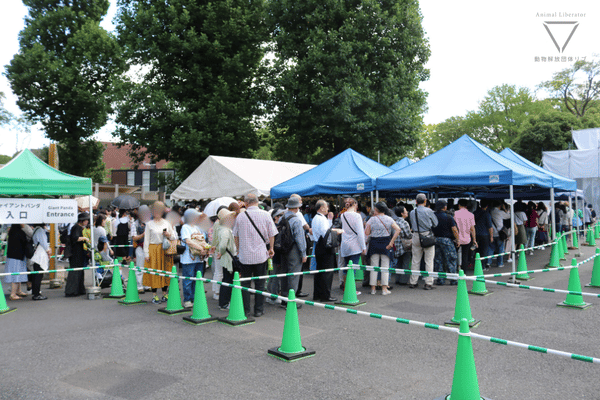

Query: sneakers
left=152, top=296, right=161, bottom=304
left=265, top=298, right=276, bottom=305
left=507, top=258, right=513, bottom=263
left=371, top=289, right=376, bottom=295
left=183, top=301, right=193, bottom=308
left=212, top=293, right=219, bottom=300
left=529, top=251, right=534, bottom=256
left=219, top=304, right=230, bottom=311
left=161, top=295, right=168, bottom=303
left=382, top=289, right=391, bottom=296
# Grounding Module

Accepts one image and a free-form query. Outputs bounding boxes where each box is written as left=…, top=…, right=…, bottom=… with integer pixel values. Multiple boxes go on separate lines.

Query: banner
left=0, top=199, right=78, bottom=224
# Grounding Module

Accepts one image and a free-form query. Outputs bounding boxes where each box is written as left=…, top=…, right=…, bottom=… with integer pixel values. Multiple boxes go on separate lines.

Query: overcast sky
left=0, top=0, right=598, bottom=156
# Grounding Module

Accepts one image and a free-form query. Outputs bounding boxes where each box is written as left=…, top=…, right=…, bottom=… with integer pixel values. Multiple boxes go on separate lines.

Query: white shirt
left=143, top=218, right=177, bottom=259
left=340, top=211, right=366, bottom=257
left=180, top=224, right=203, bottom=264
left=312, top=213, right=332, bottom=241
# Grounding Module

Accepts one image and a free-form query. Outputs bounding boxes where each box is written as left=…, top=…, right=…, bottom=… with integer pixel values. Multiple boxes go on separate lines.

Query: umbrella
left=111, top=195, right=140, bottom=210
left=75, top=195, right=99, bottom=210
left=203, top=197, right=238, bottom=217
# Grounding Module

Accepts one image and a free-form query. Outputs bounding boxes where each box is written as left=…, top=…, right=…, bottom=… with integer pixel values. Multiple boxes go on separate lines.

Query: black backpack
left=59, top=225, right=70, bottom=244
left=274, top=215, right=296, bottom=253
left=116, top=221, right=129, bottom=237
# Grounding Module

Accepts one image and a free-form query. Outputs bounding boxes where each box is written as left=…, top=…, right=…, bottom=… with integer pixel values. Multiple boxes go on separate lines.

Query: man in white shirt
left=312, top=199, right=339, bottom=302
left=340, top=197, right=366, bottom=290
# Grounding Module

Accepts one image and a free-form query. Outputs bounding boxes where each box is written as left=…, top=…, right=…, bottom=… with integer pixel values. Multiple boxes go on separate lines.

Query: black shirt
left=432, top=211, right=456, bottom=240
left=7, top=225, right=28, bottom=261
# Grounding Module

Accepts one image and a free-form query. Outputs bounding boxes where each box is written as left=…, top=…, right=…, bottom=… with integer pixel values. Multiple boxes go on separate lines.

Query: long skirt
left=4, top=258, right=27, bottom=283
left=65, top=260, right=86, bottom=297
left=142, top=244, right=173, bottom=289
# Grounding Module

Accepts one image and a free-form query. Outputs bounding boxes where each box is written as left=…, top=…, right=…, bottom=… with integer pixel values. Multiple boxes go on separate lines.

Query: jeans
left=434, top=237, right=457, bottom=284
left=343, top=254, right=361, bottom=275
left=240, top=261, right=267, bottom=314
left=281, top=245, right=303, bottom=296
left=526, top=227, right=537, bottom=249
left=181, top=262, right=205, bottom=302
left=490, top=236, right=505, bottom=266
left=475, top=235, right=491, bottom=267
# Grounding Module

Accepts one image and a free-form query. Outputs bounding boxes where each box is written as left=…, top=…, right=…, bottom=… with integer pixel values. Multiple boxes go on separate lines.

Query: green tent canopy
left=0, top=149, right=92, bottom=196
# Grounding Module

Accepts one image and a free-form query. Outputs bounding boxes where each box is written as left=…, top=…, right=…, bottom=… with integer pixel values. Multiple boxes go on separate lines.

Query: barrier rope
left=466, top=277, right=600, bottom=299
left=127, top=264, right=600, bottom=365
left=0, top=264, right=106, bottom=276
left=237, top=266, right=354, bottom=282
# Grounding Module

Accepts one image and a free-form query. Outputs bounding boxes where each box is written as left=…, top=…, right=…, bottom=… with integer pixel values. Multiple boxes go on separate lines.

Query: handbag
left=226, top=249, right=242, bottom=272
left=415, top=207, right=436, bottom=248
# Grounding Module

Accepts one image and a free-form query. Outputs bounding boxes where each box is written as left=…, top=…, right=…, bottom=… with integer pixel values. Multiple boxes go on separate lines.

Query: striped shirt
left=233, top=206, right=278, bottom=265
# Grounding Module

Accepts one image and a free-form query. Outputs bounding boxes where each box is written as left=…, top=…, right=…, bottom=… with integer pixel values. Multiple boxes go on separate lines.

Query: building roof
left=101, top=142, right=168, bottom=170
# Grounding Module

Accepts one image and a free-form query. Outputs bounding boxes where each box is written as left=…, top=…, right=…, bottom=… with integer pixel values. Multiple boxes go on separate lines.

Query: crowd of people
left=1, top=193, right=596, bottom=317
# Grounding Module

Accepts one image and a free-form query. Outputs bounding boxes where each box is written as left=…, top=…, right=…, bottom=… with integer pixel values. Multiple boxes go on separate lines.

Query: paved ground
left=1, top=244, right=600, bottom=400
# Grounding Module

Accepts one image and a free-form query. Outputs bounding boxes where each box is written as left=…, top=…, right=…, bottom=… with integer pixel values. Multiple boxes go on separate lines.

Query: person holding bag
left=365, top=202, right=400, bottom=295
left=408, top=194, right=438, bottom=290
left=29, top=224, right=50, bottom=301
left=215, top=208, right=238, bottom=310
left=143, top=201, right=178, bottom=305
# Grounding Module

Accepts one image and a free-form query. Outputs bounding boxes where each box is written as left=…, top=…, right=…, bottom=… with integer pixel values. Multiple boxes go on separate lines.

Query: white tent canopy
left=573, top=128, right=600, bottom=150
left=170, top=155, right=316, bottom=200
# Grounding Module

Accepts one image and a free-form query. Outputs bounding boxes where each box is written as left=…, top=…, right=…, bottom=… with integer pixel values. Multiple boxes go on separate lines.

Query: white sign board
left=0, top=199, right=78, bottom=224
left=43, top=199, right=78, bottom=223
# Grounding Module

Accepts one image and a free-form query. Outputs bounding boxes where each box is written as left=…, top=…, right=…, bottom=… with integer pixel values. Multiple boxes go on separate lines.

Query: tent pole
left=370, top=191, right=374, bottom=209
left=509, top=185, right=516, bottom=284
left=550, top=188, right=556, bottom=241
left=89, top=195, right=96, bottom=288
left=376, top=190, right=379, bottom=203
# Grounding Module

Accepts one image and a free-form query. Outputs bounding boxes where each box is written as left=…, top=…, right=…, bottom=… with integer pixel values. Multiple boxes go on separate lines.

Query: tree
left=268, top=0, right=430, bottom=164
left=539, top=58, right=600, bottom=118
left=5, top=0, right=123, bottom=182
left=0, top=92, right=13, bottom=126
left=512, top=108, right=600, bottom=165
left=115, top=0, right=269, bottom=179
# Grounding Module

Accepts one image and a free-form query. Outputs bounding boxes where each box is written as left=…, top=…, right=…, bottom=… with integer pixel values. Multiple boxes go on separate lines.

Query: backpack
left=274, top=215, right=296, bottom=253
left=59, top=225, right=70, bottom=244
left=116, top=221, right=129, bottom=237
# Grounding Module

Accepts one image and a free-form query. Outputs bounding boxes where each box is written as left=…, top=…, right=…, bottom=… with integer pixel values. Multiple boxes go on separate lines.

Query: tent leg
left=370, top=191, right=374, bottom=209
left=89, top=195, right=96, bottom=289
left=376, top=190, right=379, bottom=203
left=550, top=188, right=556, bottom=241
left=510, top=185, right=516, bottom=284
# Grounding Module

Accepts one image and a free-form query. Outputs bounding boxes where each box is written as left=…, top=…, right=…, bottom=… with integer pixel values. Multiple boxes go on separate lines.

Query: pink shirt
left=454, top=208, right=475, bottom=245
left=233, top=206, right=278, bottom=265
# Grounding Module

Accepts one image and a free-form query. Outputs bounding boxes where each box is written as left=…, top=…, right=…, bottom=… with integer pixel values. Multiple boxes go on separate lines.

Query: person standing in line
left=454, top=199, right=477, bottom=269
left=215, top=208, right=237, bottom=310
left=30, top=224, right=50, bottom=301
left=143, top=201, right=178, bottom=305
left=65, top=213, right=90, bottom=297
left=233, top=193, right=278, bottom=318
left=180, top=209, right=209, bottom=308
left=536, top=202, right=549, bottom=246
left=210, top=205, right=229, bottom=301
left=279, top=196, right=308, bottom=307
left=113, top=209, right=131, bottom=262
left=432, top=200, right=459, bottom=284
left=340, top=197, right=366, bottom=292
left=132, top=205, right=150, bottom=292
left=393, top=205, right=413, bottom=286
left=474, top=200, right=493, bottom=270
left=5, top=224, right=31, bottom=300
left=408, top=193, right=438, bottom=290
left=364, top=202, right=400, bottom=295
left=525, top=201, right=539, bottom=255
left=490, top=201, right=509, bottom=267
left=266, top=206, right=285, bottom=305
left=289, top=193, right=312, bottom=298
left=514, top=202, right=528, bottom=251
left=312, top=199, right=339, bottom=302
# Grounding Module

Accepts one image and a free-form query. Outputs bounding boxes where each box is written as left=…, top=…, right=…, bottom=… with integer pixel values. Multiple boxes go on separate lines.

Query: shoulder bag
left=415, top=207, right=436, bottom=248
left=245, top=211, right=269, bottom=250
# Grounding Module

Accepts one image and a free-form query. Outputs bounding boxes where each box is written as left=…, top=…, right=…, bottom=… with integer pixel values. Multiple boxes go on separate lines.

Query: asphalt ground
left=1, top=243, right=600, bottom=400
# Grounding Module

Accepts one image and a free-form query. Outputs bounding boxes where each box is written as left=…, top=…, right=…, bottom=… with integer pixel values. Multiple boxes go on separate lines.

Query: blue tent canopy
left=376, top=135, right=554, bottom=192
left=390, top=157, right=413, bottom=171
left=499, top=148, right=577, bottom=191
left=270, top=149, right=392, bottom=199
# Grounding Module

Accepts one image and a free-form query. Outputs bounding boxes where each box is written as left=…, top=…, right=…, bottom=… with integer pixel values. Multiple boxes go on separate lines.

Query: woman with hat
left=215, top=208, right=237, bottom=310
left=143, top=201, right=178, bottom=304
left=180, top=208, right=210, bottom=308
left=65, top=212, right=91, bottom=297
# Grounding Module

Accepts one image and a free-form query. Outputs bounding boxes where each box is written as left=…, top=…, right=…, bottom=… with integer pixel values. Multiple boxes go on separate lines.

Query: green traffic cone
left=586, top=249, right=600, bottom=288
left=590, top=229, right=597, bottom=247
left=469, top=254, right=491, bottom=296
left=557, top=258, right=592, bottom=309
left=219, top=271, right=254, bottom=326
left=158, top=266, right=190, bottom=315
left=268, top=289, right=316, bottom=362
left=434, top=319, right=491, bottom=400
left=446, top=270, right=480, bottom=328
left=515, top=245, right=531, bottom=281
left=0, top=283, right=16, bottom=315
left=548, top=242, right=561, bottom=268
left=118, top=266, right=147, bottom=305
left=105, top=259, right=125, bottom=299
left=354, top=261, right=364, bottom=282
left=335, top=262, right=366, bottom=307
left=562, top=234, right=569, bottom=255
left=595, top=224, right=600, bottom=239
left=183, top=271, right=217, bottom=325
left=558, top=235, right=566, bottom=261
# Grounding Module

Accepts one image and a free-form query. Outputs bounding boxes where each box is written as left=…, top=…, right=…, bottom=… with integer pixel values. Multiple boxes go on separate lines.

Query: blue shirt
left=474, top=208, right=493, bottom=237
left=180, top=224, right=205, bottom=264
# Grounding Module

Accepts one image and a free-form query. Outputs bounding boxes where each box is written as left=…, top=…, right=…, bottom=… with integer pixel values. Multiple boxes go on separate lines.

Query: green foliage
left=0, top=155, right=11, bottom=165
left=115, top=0, right=269, bottom=180
left=267, top=0, right=430, bottom=164
left=0, top=92, right=14, bottom=126
left=539, top=59, right=600, bottom=117
left=5, top=0, right=123, bottom=181
left=57, top=140, right=106, bottom=183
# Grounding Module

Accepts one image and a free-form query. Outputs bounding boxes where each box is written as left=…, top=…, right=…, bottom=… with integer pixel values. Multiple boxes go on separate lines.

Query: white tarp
left=573, top=128, right=600, bottom=150
left=543, top=149, right=600, bottom=179
left=170, top=156, right=316, bottom=200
